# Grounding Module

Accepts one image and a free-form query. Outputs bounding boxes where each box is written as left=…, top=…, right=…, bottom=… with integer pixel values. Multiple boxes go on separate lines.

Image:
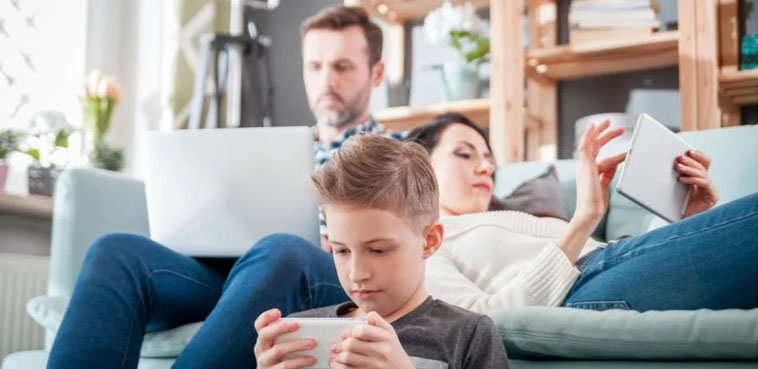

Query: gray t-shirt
left=290, top=297, right=509, bottom=369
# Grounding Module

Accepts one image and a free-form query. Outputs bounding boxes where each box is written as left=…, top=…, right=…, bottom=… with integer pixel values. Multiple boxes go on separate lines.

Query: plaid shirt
left=313, top=117, right=407, bottom=235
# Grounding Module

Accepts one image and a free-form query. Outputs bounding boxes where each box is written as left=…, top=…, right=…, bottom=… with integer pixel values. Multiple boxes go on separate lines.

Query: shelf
left=345, top=0, right=490, bottom=23
left=374, top=98, right=490, bottom=132
left=718, top=69, right=758, bottom=106
left=0, top=192, right=54, bottom=220
left=526, top=31, right=679, bottom=80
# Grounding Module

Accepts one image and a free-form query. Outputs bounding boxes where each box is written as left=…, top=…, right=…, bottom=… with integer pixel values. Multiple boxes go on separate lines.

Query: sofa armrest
left=48, top=168, right=149, bottom=297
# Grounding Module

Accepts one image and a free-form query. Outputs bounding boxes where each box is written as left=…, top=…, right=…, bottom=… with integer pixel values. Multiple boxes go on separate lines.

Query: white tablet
left=616, top=113, right=693, bottom=223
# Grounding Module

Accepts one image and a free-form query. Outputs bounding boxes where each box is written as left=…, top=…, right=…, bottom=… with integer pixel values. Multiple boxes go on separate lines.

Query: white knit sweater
left=425, top=210, right=604, bottom=315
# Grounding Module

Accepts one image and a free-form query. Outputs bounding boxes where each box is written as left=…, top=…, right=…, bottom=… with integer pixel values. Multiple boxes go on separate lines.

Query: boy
left=254, top=134, right=509, bottom=369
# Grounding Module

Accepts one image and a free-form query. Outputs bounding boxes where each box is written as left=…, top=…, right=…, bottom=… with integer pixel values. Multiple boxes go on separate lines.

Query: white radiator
left=0, top=253, right=48, bottom=361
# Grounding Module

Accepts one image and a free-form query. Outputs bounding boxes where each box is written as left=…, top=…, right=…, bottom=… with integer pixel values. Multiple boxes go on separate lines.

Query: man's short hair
left=311, top=134, right=439, bottom=229
left=301, top=6, right=383, bottom=67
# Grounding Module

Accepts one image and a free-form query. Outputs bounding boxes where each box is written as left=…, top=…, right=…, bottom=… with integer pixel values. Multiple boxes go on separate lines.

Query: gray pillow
left=490, top=165, right=569, bottom=221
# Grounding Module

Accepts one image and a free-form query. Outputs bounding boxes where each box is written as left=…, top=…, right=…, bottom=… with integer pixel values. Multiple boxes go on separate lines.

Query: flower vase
left=441, top=62, right=481, bottom=101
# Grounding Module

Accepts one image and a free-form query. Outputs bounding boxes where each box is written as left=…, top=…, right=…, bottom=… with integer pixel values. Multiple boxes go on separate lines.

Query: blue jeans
left=47, top=233, right=347, bottom=369
left=564, top=193, right=758, bottom=311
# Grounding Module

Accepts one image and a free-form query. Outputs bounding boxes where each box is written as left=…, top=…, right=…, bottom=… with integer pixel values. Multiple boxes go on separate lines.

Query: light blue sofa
left=3, top=125, right=757, bottom=369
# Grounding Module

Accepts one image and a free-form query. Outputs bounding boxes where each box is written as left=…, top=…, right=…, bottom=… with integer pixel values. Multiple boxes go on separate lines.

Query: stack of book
left=569, top=0, right=660, bottom=44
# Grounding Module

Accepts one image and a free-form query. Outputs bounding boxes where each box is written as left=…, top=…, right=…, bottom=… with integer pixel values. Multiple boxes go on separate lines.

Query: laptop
left=616, top=113, right=693, bottom=223
left=143, top=127, right=320, bottom=256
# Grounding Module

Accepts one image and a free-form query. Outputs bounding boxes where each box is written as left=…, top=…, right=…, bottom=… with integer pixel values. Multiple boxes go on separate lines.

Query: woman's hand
left=676, top=150, right=719, bottom=218
left=558, top=120, right=626, bottom=264
left=574, top=120, right=627, bottom=225
left=328, top=312, right=414, bottom=369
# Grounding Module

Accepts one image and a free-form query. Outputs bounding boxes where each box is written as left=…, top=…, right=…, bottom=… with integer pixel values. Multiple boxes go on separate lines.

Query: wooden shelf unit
left=526, top=31, right=680, bottom=80
left=719, top=69, right=758, bottom=106
left=374, top=98, right=490, bottom=132
left=344, top=0, right=490, bottom=23
left=349, top=0, right=751, bottom=163
left=0, top=192, right=53, bottom=220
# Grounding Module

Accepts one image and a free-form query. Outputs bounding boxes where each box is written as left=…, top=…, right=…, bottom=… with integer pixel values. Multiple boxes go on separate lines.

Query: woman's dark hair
left=405, top=112, right=492, bottom=155
left=406, top=112, right=499, bottom=211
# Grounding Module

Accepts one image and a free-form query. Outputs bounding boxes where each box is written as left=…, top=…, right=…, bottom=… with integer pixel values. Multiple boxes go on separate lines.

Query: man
left=301, top=6, right=405, bottom=249
left=47, top=6, right=400, bottom=369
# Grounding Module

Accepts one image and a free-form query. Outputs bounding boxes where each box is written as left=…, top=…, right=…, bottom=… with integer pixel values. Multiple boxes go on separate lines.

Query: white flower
left=423, top=1, right=488, bottom=46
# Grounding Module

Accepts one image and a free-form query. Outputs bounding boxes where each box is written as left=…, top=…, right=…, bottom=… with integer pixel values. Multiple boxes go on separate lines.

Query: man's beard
left=312, top=91, right=364, bottom=128
left=314, top=107, right=358, bottom=128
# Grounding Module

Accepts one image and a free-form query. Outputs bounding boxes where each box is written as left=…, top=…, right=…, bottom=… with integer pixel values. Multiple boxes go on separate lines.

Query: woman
left=409, top=113, right=756, bottom=313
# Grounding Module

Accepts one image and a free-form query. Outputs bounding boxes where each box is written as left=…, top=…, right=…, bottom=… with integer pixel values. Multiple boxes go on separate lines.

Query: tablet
left=276, top=317, right=366, bottom=368
left=616, top=113, right=693, bottom=223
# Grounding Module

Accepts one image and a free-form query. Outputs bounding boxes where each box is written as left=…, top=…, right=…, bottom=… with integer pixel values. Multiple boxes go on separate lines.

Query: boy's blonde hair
left=311, top=134, right=439, bottom=229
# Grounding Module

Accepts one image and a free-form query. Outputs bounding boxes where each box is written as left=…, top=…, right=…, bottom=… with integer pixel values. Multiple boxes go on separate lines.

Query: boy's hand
left=328, top=312, right=415, bottom=369
left=254, top=309, right=317, bottom=369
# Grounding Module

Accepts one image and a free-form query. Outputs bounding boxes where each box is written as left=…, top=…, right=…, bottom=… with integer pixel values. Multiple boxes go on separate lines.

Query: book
left=571, top=19, right=661, bottom=28
left=571, top=0, right=659, bottom=12
left=569, top=26, right=654, bottom=44
left=569, top=8, right=657, bottom=24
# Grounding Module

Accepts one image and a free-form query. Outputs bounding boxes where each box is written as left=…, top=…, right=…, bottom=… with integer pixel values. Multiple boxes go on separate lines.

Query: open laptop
left=143, top=127, right=319, bottom=256
left=616, top=113, right=693, bottom=223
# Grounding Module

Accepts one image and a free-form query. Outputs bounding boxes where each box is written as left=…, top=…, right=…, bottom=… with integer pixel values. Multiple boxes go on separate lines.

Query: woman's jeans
left=564, top=193, right=758, bottom=311
left=47, top=233, right=348, bottom=369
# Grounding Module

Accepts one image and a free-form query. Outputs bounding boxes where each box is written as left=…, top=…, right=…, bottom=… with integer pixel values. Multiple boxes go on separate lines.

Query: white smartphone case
left=276, top=317, right=367, bottom=368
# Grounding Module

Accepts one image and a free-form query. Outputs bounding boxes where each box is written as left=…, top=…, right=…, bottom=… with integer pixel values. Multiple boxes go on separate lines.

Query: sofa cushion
left=493, top=307, right=758, bottom=361
left=26, top=295, right=203, bottom=358
left=491, top=165, right=570, bottom=220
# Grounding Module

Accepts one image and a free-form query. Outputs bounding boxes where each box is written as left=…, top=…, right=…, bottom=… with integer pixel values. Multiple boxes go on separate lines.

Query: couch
left=3, top=125, right=757, bottom=369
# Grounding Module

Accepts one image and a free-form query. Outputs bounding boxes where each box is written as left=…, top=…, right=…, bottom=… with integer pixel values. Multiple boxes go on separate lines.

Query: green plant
left=0, top=129, right=22, bottom=160
left=91, top=142, right=124, bottom=171
left=424, top=1, right=491, bottom=65
left=449, top=30, right=490, bottom=64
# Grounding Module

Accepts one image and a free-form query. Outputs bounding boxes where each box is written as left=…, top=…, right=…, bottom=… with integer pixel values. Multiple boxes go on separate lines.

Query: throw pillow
left=490, top=165, right=569, bottom=221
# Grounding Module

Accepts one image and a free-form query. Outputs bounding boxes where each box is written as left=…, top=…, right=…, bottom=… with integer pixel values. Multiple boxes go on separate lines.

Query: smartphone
left=275, top=317, right=367, bottom=369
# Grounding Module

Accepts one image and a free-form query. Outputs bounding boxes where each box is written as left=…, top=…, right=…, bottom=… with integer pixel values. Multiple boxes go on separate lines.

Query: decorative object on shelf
left=741, top=34, right=757, bottom=70
left=80, top=71, right=125, bottom=171
left=568, top=0, right=661, bottom=44
left=424, top=1, right=489, bottom=101
left=0, top=129, right=22, bottom=192
left=573, top=113, right=655, bottom=160
left=19, top=111, right=75, bottom=196
left=27, top=163, right=62, bottom=197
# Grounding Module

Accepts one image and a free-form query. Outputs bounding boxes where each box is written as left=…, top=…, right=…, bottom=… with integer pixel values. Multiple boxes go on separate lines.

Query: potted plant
left=80, top=71, right=125, bottom=171
left=424, top=1, right=490, bottom=101
left=20, top=111, right=75, bottom=196
left=0, top=129, right=21, bottom=192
